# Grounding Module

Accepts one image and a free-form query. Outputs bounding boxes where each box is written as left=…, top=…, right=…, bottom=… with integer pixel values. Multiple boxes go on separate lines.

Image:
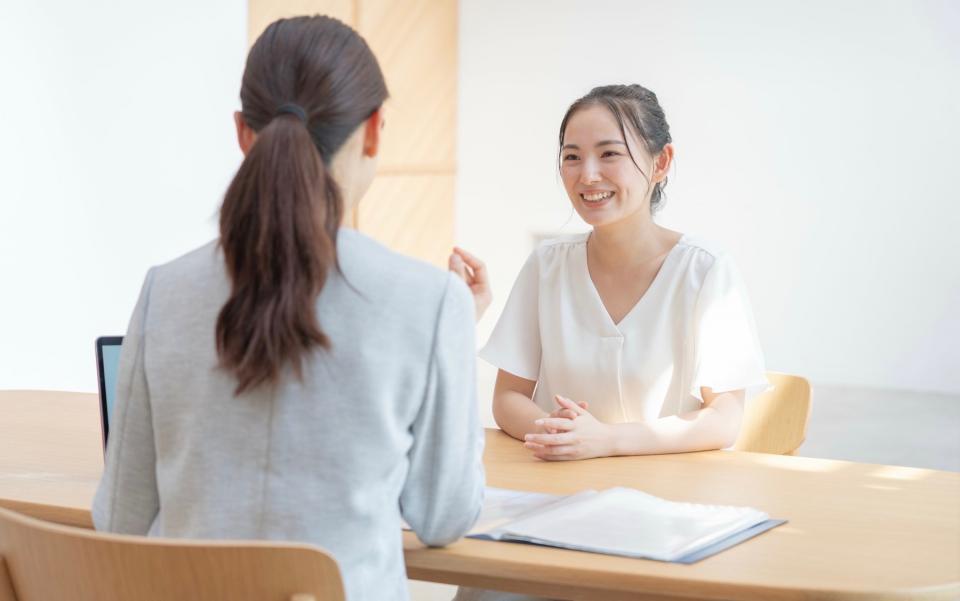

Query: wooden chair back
left=0, top=506, right=344, bottom=601
left=0, top=557, right=15, bottom=601
left=733, top=372, right=812, bottom=455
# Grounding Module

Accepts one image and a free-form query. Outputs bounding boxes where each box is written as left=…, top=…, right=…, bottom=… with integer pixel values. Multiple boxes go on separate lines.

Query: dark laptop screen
left=96, top=336, right=123, bottom=445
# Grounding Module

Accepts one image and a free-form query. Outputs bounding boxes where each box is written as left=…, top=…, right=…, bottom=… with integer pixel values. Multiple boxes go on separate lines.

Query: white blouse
left=480, top=233, right=767, bottom=424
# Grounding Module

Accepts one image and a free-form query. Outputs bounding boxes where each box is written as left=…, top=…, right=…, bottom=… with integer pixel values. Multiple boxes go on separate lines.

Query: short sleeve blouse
left=479, top=233, right=767, bottom=423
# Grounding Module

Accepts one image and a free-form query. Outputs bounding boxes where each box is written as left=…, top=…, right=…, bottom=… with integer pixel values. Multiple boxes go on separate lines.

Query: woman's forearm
left=609, top=392, right=743, bottom=456
left=493, top=390, right=549, bottom=441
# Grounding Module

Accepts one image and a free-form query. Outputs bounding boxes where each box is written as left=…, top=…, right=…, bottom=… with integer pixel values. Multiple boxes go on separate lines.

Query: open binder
left=465, top=487, right=785, bottom=564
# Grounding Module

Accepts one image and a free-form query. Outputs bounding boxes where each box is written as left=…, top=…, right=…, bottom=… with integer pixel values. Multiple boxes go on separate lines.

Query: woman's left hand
left=449, top=247, right=492, bottom=322
left=523, top=396, right=615, bottom=461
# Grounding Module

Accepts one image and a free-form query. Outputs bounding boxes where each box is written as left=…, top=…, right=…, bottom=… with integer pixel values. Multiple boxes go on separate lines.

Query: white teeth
left=582, top=191, right=613, bottom=202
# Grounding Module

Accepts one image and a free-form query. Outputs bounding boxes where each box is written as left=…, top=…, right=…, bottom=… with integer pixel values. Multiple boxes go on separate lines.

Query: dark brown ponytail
left=217, top=16, right=387, bottom=395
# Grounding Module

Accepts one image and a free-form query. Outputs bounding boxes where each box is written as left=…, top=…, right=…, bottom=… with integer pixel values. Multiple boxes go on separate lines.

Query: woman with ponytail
left=93, top=16, right=484, bottom=601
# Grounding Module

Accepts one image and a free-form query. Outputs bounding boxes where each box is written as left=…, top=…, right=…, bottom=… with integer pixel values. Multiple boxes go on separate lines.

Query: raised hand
left=448, top=247, right=492, bottom=322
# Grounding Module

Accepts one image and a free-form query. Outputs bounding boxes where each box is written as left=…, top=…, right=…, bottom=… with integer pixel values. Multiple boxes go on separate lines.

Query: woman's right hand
left=449, top=247, right=492, bottom=322
left=539, top=400, right=589, bottom=434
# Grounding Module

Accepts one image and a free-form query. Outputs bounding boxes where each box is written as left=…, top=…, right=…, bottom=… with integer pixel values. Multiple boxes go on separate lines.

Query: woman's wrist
left=493, top=395, right=547, bottom=441
left=609, top=421, right=653, bottom=456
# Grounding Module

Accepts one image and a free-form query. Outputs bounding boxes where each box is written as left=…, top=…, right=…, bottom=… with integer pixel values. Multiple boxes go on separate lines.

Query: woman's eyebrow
left=562, top=140, right=626, bottom=150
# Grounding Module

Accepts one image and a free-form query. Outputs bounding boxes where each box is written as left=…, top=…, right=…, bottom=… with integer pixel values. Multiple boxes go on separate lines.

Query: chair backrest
left=733, top=372, right=812, bottom=455
left=0, top=557, right=15, bottom=601
left=0, top=506, right=344, bottom=601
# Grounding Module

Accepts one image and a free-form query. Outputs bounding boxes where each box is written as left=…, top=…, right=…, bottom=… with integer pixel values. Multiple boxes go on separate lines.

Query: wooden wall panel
left=358, top=0, right=458, bottom=173
left=357, top=175, right=454, bottom=268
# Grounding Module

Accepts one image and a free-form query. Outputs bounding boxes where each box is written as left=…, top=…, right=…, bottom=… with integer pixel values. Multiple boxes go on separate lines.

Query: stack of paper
left=466, top=487, right=784, bottom=563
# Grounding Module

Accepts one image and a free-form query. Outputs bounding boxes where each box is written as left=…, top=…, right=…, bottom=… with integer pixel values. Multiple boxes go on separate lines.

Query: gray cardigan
left=92, top=229, right=485, bottom=601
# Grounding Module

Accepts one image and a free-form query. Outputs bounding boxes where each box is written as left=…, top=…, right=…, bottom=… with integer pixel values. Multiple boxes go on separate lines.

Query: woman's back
left=94, top=17, right=485, bottom=600
left=93, top=229, right=484, bottom=601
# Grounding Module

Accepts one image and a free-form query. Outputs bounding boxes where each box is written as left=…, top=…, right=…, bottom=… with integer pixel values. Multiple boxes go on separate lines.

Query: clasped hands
left=523, top=395, right=615, bottom=461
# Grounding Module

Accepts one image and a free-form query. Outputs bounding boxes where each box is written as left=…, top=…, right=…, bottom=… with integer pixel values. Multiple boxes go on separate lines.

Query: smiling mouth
left=580, top=191, right=614, bottom=203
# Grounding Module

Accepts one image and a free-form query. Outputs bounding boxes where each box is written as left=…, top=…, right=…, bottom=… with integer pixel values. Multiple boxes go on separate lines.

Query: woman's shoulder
left=135, top=241, right=230, bottom=322
left=531, top=231, right=589, bottom=263
left=336, top=230, right=472, bottom=338
left=337, top=227, right=467, bottom=304
left=674, top=234, right=741, bottom=269
left=671, top=234, right=745, bottom=290
left=537, top=231, right=589, bottom=251
left=506, top=231, right=589, bottom=282
left=152, top=240, right=225, bottom=287
left=339, top=228, right=447, bottom=280
left=675, top=234, right=728, bottom=260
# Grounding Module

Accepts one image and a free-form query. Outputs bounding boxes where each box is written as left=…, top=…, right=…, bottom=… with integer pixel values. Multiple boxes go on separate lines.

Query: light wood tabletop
left=1, top=390, right=958, bottom=600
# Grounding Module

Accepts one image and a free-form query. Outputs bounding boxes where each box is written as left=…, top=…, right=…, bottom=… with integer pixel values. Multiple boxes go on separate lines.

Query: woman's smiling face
left=560, top=104, right=660, bottom=228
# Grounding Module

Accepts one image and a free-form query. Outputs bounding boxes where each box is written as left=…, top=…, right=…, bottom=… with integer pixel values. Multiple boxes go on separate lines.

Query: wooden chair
left=733, top=372, right=812, bottom=455
left=0, top=506, right=344, bottom=601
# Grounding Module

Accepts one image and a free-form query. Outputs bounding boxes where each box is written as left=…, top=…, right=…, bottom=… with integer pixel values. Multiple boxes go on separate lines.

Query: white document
left=467, top=487, right=568, bottom=535
left=401, top=487, right=564, bottom=533
left=469, top=486, right=770, bottom=562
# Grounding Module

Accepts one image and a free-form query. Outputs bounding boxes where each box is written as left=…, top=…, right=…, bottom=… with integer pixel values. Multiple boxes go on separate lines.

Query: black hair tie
left=275, top=103, right=308, bottom=123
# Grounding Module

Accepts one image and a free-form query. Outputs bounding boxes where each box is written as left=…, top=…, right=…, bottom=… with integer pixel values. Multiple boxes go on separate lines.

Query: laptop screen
left=96, top=336, right=124, bottom=446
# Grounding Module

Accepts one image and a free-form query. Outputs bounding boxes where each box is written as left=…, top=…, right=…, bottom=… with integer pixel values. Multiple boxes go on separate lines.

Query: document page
left=406, top=486, right=779, bottom=563
left=402, top=486, right=570, bottom=533
left=497, top=487, right=770, bottom=562
left=468, top=487, right=573, bottom=535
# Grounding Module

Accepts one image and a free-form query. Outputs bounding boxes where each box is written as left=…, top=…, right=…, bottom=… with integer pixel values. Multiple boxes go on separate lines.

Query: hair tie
left=275, top=103, right=308, bottom=123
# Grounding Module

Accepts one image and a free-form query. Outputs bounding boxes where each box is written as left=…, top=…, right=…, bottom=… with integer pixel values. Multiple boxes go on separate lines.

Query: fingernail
left=534, top=419, right=543, bottom=425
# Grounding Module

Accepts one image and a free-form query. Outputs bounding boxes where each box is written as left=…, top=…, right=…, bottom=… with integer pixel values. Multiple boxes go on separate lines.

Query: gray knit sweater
left=92, top=228, right=485, bottom=601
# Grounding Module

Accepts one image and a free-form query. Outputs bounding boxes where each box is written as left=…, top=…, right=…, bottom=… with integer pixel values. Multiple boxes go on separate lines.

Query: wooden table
left=1, top=390, right=958, bottom=600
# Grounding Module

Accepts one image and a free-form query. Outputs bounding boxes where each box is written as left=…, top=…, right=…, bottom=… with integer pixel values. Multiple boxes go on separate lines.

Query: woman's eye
left=601, top=151, right=621, bottom=158
left=563, top=154, right=579, bottom=161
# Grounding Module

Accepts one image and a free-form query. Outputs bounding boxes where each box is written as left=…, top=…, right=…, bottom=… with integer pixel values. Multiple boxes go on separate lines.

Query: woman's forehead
left=565, top=105, right=621, bottom=139
left=563, top=104, right=645, bottom=152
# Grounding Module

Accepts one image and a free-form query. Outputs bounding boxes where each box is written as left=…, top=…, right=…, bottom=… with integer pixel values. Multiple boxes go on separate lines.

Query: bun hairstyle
left=559, top=84, right=672, bottom=213
left=217, top=16, right=388, bottom=395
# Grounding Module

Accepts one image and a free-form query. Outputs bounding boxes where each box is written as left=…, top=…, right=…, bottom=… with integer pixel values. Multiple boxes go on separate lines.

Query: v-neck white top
left=480, top=232, right=767, bottom=423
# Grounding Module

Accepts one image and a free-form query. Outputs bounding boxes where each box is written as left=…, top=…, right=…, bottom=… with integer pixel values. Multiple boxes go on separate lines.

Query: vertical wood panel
left=356, top=0, right=457, bottom=265
left=358, top=0, right=457, bottom=172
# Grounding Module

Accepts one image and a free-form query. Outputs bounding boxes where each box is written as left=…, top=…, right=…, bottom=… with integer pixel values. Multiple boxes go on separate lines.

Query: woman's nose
left=580, top=160, right=601, bottom=184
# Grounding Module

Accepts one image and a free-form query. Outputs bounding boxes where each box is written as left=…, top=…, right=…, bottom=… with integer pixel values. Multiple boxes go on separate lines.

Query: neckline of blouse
left=580, top=233, right=688, bottom=335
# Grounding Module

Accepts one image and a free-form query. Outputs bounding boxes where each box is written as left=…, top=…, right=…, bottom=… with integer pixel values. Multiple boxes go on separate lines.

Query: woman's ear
left=652, top=143, right=674, bottom=183
left=362, top=108, right=384, bottom=158
left=234, top=111, right=257, bottom=157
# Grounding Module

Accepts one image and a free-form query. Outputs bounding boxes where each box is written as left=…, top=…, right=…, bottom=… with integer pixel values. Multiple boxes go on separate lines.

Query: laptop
left=95, top=336, right=124, bottom=449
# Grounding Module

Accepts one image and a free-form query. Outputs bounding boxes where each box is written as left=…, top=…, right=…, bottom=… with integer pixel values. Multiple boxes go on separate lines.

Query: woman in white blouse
left=474, top=84, right=767, bottom=463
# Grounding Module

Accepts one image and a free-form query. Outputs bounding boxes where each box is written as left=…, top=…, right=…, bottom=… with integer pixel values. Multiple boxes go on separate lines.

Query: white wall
left=457, top=0, right=960, bottom=405
left=0, top=1, right=247, bottom=391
